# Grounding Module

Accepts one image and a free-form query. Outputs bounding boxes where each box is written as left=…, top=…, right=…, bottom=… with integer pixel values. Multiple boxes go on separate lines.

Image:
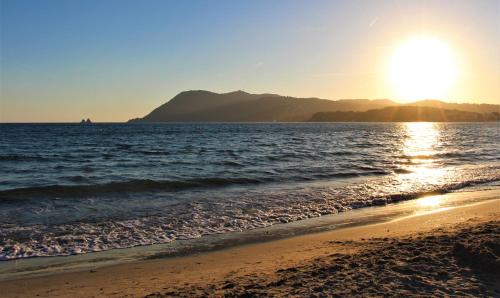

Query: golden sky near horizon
left=1, top=0, right=499, bottom=122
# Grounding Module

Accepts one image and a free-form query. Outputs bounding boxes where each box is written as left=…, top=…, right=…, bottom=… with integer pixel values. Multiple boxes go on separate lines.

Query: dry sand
left=1, top=193, right=499, bottom=297
left=154, top=219, right=499, bottom=297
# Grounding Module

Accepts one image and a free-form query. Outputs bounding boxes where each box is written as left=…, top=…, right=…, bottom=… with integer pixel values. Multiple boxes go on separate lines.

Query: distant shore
left=129, top=90, right=500, bottom=123
left=1, top=189, right=498, bottom=297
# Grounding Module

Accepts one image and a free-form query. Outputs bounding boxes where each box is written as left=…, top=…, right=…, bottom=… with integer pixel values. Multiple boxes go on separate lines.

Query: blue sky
left=1, top=0, right=499, bottom=121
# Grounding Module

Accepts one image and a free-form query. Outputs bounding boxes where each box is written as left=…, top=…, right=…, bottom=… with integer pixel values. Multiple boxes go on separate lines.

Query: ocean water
left=0, top=122, right=499, bottom=260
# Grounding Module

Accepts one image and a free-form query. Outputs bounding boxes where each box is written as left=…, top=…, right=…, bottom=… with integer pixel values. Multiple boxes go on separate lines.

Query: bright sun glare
left=389, top=36, right=458, bottom=101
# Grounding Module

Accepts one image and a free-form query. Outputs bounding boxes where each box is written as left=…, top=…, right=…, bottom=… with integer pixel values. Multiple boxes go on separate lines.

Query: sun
left=388, top=36, right=458, bottom=101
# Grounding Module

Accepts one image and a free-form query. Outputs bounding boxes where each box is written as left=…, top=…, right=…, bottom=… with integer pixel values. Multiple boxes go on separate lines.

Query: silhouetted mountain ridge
left=404, top=100, right=499, bottom=115
left=129, top=90, right=499, bottom=122
left=310, top=106, right=500, bottom=122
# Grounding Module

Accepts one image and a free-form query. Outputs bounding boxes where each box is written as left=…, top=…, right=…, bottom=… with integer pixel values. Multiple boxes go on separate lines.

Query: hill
left=129, top=90, right=396, bottom=122
left=404, top=100, right=499, bottom=114
left=129, top=90, right=499, bottom=122
left=309, top=106, right=500, bottom=122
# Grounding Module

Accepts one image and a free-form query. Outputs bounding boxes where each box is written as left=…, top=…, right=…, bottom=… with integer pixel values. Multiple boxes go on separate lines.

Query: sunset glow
left=388, top=37, right=459, bottom=101
left=0, top=1, right=499, bottom=296
left=2, top=1, right=499, bottom=122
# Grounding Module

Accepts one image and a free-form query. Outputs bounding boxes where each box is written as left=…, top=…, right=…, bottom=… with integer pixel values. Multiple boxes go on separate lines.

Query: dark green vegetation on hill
left=310, top=106, right=500, bottom=122
left=129, top=90, right=499, bottom=122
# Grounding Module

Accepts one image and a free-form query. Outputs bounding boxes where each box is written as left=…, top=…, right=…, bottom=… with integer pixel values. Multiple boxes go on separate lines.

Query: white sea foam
left=1, top=164, right=498, bottom=260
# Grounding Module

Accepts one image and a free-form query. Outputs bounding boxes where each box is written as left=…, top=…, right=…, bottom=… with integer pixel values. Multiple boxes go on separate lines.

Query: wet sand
left=1, top=191, right=499, bottom=297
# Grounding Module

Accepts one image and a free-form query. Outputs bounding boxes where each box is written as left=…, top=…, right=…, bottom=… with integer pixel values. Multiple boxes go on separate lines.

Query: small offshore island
left=80, top=118, right=92, bottom=124
left=2, top=0, right=500, bottom=297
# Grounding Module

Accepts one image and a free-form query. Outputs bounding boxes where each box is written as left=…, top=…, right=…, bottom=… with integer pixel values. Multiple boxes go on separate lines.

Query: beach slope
left=1, top=192, right=499, bottom=297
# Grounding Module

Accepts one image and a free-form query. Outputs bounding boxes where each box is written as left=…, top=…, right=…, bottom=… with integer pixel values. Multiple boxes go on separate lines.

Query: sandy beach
left=1, top=189, right=498, bottom=297
left=3, top=0, right=499, bottom=296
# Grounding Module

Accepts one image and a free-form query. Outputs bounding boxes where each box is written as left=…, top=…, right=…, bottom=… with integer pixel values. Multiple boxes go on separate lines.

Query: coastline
left=1, top=188, right=499, bottom=297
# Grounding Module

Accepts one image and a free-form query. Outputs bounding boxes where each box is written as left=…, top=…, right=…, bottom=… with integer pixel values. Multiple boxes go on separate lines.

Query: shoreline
left=0, top=186, right=497, bottom=280
left=1, top=188, right=498, bottom=297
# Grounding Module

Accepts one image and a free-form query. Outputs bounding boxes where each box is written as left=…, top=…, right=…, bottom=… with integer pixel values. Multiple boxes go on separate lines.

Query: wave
left=1, top=176, right=499, bottom=260
left=116, top=143, right=133, bottom=150
left=132, top=150, right=169, bottom=156
left=0, top=169, right=398, bottom=201
left=0, top=154, right=49, bottom=162
left=402, top=152, right=473, bottom=160
left=0, top=177, right=266, bottom=201
left=3, top=156, right=499, bottom=203
left=393, top=168, right=413, bottom=174
left=375, top=178, right=500, bottom=205
left=216, top=160, right=245, bottom=167
left=311, top=170, right=389, bottom=180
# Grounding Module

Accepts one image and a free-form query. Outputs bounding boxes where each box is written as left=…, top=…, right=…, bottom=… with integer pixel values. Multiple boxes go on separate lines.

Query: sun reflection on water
left=398, top=124, right=451, bottom=214
left=403, top=122, right=439, bottom=159
left=398, top=122, right=447, bottom=190
left=416, top=195, right=442, bottom=207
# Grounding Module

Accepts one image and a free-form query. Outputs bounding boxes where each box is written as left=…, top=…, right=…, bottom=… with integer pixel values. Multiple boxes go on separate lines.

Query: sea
left=0, top=122, right=499, bottom=261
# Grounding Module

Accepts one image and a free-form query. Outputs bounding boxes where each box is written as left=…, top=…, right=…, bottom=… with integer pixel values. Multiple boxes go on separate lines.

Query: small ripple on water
left=1, top=123, right=499, bottom=260
left=0, top=164, right=498, bottom=260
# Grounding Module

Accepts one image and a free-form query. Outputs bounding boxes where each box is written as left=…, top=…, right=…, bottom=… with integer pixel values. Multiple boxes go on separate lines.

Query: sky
left=1, top=0, right=499, bottom=122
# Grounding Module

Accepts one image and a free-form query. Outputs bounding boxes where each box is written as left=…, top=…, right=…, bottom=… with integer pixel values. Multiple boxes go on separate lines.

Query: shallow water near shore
left=0, top=186, right=498, bottom=281
left=1, top=123, right=499, bottom=261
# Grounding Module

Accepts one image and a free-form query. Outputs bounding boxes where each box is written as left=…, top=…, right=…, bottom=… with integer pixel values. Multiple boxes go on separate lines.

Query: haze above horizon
left=1, top=0, right=499, bottom=122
